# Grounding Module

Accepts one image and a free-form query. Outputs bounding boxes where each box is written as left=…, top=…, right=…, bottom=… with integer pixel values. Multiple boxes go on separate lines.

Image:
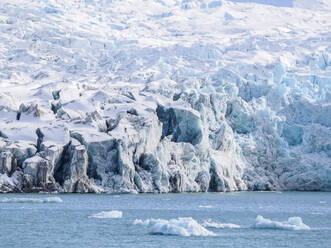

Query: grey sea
left=0, top=192, right=330, bottom=248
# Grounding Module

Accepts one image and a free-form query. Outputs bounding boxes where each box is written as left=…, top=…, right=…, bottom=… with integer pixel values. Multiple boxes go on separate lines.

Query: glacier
left=0, top=0, right=330, bottom=193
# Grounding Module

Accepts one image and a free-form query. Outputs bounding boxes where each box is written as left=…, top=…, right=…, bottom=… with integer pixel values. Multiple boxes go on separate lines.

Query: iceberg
left=88, top=210, right=123, bottom=219
left=199, top=205, right=214, bottom=208
left=133, top=217, right=216, bottom=236
left=202, top=219, right=241, bottom=229
left=253, top=215, right=310, bottom=231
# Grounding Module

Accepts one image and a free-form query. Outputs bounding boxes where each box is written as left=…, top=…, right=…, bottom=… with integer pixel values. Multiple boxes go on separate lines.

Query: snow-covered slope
left=294, top=0, right=331, bottom=11
left=0, top=0, right=330, bottom=193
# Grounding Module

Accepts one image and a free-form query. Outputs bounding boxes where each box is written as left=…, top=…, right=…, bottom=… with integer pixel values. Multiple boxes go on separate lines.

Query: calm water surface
left=0, top=192, right=330, bottom=248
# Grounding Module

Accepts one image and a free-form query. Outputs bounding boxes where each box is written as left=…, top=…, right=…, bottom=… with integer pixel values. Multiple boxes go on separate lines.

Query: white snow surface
left=133, top=217, right=216, bottom=236
left=202, top=218, right=241, bottom=228
left=0, top=0, right=330, bottom=193
left=88, top=210, right=123, bottom=219
left=0, top=197, right=63, bottom=203
left=253, top=215, right=310, bottom=230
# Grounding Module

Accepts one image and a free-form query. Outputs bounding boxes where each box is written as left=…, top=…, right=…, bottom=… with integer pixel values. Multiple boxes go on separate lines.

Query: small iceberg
left=253, top=215, right=310, bottom=231
left=0, top=197, right=63, bottom=203
left=89, top=210, right=123, bottom=219
left=202, top=219, right=240, bottom=229
left=199, top=205, right=213, bottom=208
left=133, top=217, right=216, bottom=236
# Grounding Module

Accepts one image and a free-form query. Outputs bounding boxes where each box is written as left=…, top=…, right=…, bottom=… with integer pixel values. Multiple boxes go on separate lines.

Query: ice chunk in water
left=133, top=217, right=216, bottom=236
left=202, top=219, right=240, bottom=229
left=89, top=210, right=123, bottom=219
left=253, top=215, right=310, bottom=230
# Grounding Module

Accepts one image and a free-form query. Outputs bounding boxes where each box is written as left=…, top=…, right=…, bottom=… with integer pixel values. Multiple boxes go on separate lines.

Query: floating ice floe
left=202, top=219, right=240, bottom=229
left=199, top=205, right=214, bottom=208
left=89, top=210, right=123, bottom=219
left=0, top=197, right=63, bottom=203
left=133, top=217, right=216, bottom=236
left=253, top=215, right=310, bottom=230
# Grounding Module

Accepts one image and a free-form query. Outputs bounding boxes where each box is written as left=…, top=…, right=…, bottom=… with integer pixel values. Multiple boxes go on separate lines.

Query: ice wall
left=0, top=0, right=330, bottom=193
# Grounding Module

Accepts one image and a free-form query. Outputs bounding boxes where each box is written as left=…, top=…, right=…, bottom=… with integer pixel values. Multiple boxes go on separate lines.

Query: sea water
left=0, top=192, right=330, bottom=248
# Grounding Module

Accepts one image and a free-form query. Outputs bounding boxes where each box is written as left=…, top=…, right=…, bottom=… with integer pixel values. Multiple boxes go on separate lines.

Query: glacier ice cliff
left=0, top=0, right=330, bottom=193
